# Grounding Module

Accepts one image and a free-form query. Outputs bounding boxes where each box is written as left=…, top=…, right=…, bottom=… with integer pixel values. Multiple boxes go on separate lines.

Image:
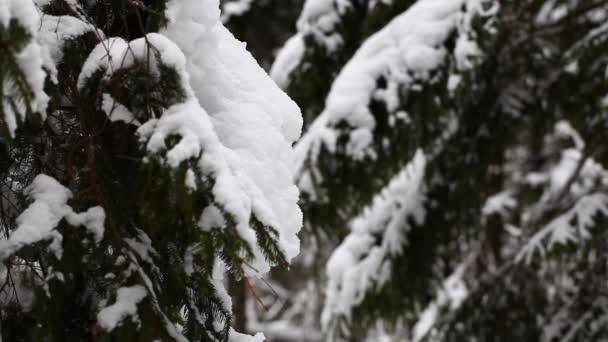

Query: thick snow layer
left=0, top=175, right=105, bottom=261
left=295, top=0, right=496, bottom=182
left=322, top=150, right=426, bottom=328
left=97, top=285, right=148, bottom=331
left=79, top=0, right=303, bottom=276
left=162, top=0, right=303, bottom=272
left=270, top=34, right=305, bottom=89
left=78, top=33, right=188, bottom=90
left=1, top=0, right=49, bottom=137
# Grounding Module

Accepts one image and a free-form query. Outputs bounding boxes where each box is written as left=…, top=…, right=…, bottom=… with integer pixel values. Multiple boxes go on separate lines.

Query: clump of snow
left=162, top=0, right=303, bottom=273
left=78, top=33, right=188, bottom=91
left=0, top=174, right=106, bottom=261
left=555, top=120, right=585, bottom=150
left=36, top=14, right=101, bottom=65
left=101, top=93, right=140, bottom=126
left=97, top=285, right=148, bottom=331
left=270, top=0, right=353, bottom=88
left=270, top=34, right=306, bottom=89
left=296, top=0, right=351, bottom=51
left=185, top=169, right=197, bottom=190
left=199, top=205, right=226, bottom=231
left=66, top=206, right=106, bottom=243
left=1, top=0, right=49, bottom=137
left=221, top=0, right=254, bottom=23
left=322, top=150, right=426, bottom=328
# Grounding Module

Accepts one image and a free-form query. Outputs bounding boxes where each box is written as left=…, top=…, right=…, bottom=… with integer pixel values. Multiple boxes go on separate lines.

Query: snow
left=270, top=34, right=306, bottom=89
left=0, top=265, right=37, bottom=312
left=517, top=193, right=608, bottom=264
left=229, top=329, right=265, bottom=342
left=65, top=206, right=106, bottom=243
left=211, top=258, right=232, bottom=312
left=78, top=33, right=188, bottom=91
left=101, top=93, right=140, bottom=126
left=97, top=285, right=148, bottom=331
left=77, top=37, right=130, bottom=90
left=322, top=150, right=427, bottom=328
left=482, top=191, right=517, bottom=218
left=1, top=0, right=49, bottom=137
left=183, top=244, right=200, bottom=275
left=221, top=0, right=254, bottom=23
left=295, top=0, right=495, bottom=188
left=412, top=263, right=469, bottom=342
left=296, top=0, right=351, bottom=51
left=124, top=229, right=159, bottom=266
left=37, top=14, right=100, bottom=65
left=162, top=0, right=303, bottom=273
left=199, top=205, right=226, bottom=231
left=549, top=149, right=582, bottom=195
left=555, top=120, right=585, bottom=150
left=79, top=22, right=303, bottom=275
left=185, top=169, right=197, bottom=190
left=0, top=174, right=106, bottom=261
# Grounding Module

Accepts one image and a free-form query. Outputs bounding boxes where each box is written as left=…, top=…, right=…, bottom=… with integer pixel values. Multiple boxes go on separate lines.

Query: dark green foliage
left=0, top=17, right=43, bottom=140
left=0, top=1, right=293, bottom=341
left=274, top=0, right=608, bottom=340
left=222, top=0, right=305, bottom=69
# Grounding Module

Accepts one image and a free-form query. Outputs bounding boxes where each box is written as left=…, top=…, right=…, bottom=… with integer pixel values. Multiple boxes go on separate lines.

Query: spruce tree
left=0, top=0, right=302, bottom=341
left=268, top=0, right=608, bottom=340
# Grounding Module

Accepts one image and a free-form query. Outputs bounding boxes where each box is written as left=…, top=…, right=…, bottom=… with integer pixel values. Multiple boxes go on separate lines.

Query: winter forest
left=1, top=0, right=608, bottom=341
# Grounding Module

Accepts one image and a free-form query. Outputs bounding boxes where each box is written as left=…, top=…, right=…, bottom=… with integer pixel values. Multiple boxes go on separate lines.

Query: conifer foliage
left=267, top=0, right=608, bottom=340
left=0, top=0, right=302, bottom=341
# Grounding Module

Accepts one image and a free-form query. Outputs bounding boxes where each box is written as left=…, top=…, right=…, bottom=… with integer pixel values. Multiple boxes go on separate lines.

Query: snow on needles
left=78, top=0, right=303, bottom=275
left=97, top=285, right=148, bottom=331
left=0, top=174, right=106, bottom=261
left=322, top=150, right=427, bottom=328
left=294, top=0, right=496, bottom=181
left=0, top=0, right=49, bottom=137
left=270, top=0, right=350, bottom=86
left=162, top=0, right=303, bottom=273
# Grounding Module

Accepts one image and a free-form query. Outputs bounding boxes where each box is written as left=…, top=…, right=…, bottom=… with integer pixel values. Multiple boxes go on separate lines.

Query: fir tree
left=267, top=0, right=608, bottom=340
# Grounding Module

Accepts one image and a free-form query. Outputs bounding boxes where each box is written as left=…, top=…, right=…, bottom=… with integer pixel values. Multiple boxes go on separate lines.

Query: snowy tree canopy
left=3, top=0, right=608, bottom=341
left=0, top=0, right=302, bottom=341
